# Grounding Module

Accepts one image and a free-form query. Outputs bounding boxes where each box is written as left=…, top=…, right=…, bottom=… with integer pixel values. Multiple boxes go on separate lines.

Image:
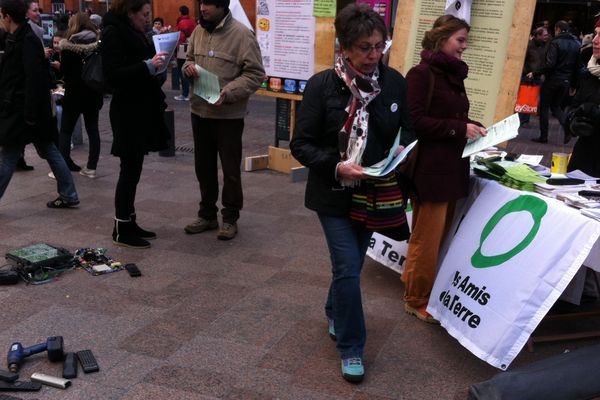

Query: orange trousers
left=402, top=199, right=456, bottom=309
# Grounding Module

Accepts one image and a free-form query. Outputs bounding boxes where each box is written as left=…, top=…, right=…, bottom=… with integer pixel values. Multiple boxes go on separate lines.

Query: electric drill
left=7, top=336, right=64, bottom=372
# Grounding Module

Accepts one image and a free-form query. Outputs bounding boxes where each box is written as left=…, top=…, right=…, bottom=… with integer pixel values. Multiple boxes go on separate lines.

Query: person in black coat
left=57, top=12, right=103, bottom=177
left=563, top=22, right=600, bottom=177
left=533, top=20, right=580, bottom=144
left=290, top=4, right=414, bottom=383
left=101, top=0, right=169, bottom=248
left=0, top=0, right=79, bottom=208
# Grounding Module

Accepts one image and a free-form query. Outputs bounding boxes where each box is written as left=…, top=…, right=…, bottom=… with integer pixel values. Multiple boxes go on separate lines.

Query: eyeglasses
left=354, top=42, right=386, bottom=54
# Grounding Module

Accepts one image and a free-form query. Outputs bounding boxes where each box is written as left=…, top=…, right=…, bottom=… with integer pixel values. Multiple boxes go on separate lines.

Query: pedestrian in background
left=14, top=0, right=47, bottom=171
left=173, top=5, right=196, bottom=101
left=57, top=12, right=103, bottom=178
left=402, top=15, right=486, bottom=323
left=519, top=26, right=548, bottom=127
left=101, top=0, right=170, bottom=248
left=532, top=20, right=580, bottom=144
left=0, top=0, right=79, bottom=208
left=291, top=4, right=414, bottom=383
left=182, top=0, right=264, bottom=240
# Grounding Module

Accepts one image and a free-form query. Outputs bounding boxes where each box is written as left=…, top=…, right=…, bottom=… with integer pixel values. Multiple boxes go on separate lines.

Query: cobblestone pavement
left=0, top=82, right=590, bottom=400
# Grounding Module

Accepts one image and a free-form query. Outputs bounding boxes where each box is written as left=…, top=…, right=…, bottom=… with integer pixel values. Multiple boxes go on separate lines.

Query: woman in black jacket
left=0, top=0, right=78, bottom=208
left=101, top=0, right=169, bottom=248
left=290, top=4, right=414, bottom=383
left=58, top=12, right=103, bottom=177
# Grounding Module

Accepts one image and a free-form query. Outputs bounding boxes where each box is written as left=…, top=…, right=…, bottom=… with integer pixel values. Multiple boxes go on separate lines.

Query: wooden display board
left=388, top=0, right=537, bottom=128
left=246, top=2, right=336, bottom=176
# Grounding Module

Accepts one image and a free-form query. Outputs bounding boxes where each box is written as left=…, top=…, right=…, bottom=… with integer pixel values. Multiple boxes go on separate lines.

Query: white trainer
left=80, top=167, right=96, bottom=179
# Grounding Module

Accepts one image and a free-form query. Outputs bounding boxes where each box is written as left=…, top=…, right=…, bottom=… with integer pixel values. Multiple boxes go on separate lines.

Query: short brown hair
left=109, top=0, right=150, bottom=18
left=422, top=15, right=470, bottom=52
left=334, top=3, right=387, bottom=50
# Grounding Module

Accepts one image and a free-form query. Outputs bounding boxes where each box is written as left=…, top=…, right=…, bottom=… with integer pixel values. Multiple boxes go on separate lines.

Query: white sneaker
left=174, top=95, right=188, bottom=101
left=48, top=171, right=55, bottom=179
left=80, top=167, right=96, bottom=179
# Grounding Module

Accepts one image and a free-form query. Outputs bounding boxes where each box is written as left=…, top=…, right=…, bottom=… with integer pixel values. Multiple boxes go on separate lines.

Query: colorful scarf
left=588, top=55, right=600, bottom=78
left=334, top=52, right=381, bottom=187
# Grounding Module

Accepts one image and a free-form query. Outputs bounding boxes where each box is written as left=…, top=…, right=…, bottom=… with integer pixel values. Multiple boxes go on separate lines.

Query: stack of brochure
left=474, top=160, right=546, bottom=191
left=472, top=160, right=518, bottom=181
left=534, top=182, right=587, bottom=198
left=499, top=163, right=547, bottom=192
left=555, top=192, right=600, bottom=209
left=581, top=208, right=600, bottom=221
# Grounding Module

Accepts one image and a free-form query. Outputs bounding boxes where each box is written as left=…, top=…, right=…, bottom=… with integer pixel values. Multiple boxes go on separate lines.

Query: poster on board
left=400, top=0, right=516, bottom=127
left=256, top=0, right=316, bottom=82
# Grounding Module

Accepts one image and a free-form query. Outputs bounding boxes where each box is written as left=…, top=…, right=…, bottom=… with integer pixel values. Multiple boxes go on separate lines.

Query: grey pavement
left=0, top=82, right=592, bottom=400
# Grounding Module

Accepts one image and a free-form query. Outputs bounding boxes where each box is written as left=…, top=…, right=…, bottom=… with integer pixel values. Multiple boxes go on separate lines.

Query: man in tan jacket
left=182, top=0, right=264, bottom=240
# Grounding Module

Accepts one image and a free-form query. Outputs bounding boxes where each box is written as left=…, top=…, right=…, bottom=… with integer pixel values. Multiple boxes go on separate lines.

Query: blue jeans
left=318, top=213, right=372, bottom=359
left=0, top=141, right=78, bottom=202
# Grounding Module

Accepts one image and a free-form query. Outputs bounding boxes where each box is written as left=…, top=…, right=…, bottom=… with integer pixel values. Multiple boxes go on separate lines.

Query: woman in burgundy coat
left=402, top=15, right=486, bottom=323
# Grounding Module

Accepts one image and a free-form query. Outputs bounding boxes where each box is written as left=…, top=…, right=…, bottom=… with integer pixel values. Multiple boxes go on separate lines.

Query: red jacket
left=406, top=50, right=481, bottom=202
left=177, top=15, right=197, bottom=45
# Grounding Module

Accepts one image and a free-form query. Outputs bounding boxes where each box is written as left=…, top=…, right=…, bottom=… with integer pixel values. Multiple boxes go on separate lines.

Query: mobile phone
left=124, top=263, right=142, bottom=277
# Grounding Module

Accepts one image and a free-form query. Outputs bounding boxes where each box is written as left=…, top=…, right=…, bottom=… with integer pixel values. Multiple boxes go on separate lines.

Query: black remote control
left=0, top=371, right=17, bottom=383
left=579, top=190, right=600, bottom=201
left=63, top=352, right=78, bottom=379
left=77, top=350, right=99, bottom=373
left=0, top=381, right=42, bottom=391
left=546, top=178, right=585, bottom=186
left=124, top=263, right=142, bottom=277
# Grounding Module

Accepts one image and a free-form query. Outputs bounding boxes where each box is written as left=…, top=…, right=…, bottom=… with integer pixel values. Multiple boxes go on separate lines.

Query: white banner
left=428, top=181, right=600, bottom=369
left=367, top=212, right=412, bottom=274
left=445, top=0, right=472, bottom=23
left=368, top=233, right=409, bottom=274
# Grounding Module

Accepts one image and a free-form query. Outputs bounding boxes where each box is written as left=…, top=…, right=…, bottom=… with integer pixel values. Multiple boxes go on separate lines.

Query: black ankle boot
left=112, top=218, right=150, bottom=249
left=130, top=213, right=157, bottom=240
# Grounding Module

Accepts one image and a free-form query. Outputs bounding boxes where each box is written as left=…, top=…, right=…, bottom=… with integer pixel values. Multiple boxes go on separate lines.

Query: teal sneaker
left=328, top=318, right=336, bottom=341
left=341, top=357, right=364, bottom=383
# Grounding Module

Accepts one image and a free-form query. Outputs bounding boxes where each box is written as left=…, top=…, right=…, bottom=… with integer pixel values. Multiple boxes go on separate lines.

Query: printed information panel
left=403, top=0, right=516, bottom=126
left=256, top=0, right=315, bottom=81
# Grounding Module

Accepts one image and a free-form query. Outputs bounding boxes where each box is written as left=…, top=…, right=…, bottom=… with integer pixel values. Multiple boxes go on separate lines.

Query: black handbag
left=81, top=49, right=111, bottom=94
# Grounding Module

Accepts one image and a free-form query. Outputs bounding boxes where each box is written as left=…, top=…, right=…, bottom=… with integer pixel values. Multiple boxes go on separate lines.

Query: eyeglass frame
left=353, top=41, right=387, bottom=55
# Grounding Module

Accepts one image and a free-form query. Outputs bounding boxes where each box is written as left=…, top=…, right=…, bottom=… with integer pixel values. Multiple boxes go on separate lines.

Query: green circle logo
left=471, top=195, right=548, bottom=268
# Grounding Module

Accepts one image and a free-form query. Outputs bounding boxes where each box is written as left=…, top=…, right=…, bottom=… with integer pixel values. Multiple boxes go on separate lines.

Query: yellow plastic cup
left=551, top=152, right=568, bottom=174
